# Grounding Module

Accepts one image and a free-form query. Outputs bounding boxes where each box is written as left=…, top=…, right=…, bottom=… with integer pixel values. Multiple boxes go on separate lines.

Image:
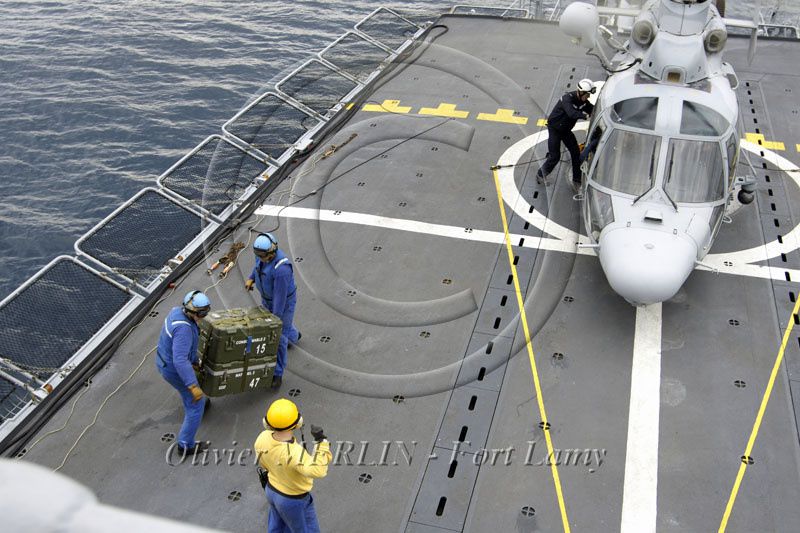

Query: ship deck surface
left=21, top=15, right=800, bottom=533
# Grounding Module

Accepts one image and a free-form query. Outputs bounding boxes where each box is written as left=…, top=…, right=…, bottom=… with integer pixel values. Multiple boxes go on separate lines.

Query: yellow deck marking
left=477, top=108, right=528, bottom=125
left=796, top=143, right=800, bottom=152
left=419, top=103, right=469, bottom=119
left=537, top=118, right=548, bottom=126
left=718, top=296, right=800, bottom=532
left=491, top=169, right=571, bottom=532
left=362, top=99, right=411, bottom=113
left=345, top=103, right=354, bottom=110
left=744, top=133, right=786, bottom=151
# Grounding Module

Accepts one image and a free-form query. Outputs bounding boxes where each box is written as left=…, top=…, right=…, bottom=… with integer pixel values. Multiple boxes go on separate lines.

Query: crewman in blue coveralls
left=156, top=290, right=211, bottom=455
left=246, top=233, right=300, bottom=390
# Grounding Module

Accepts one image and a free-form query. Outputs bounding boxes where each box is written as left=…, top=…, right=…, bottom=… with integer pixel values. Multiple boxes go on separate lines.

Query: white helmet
left=577, top=78, right=595, bottom=94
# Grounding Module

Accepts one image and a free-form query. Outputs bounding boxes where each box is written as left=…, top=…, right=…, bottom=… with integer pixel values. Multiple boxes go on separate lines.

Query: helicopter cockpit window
left=664, top=139, right=726, bottom=203
left=680, top=101, right=728, bottom=136
left=610, top=97, right=658, bottom=130
left=593, top=129, right=660, bottom=196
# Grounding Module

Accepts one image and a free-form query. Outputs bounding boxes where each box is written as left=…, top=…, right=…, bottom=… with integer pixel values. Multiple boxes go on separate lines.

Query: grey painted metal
left=450, top=5, right=529, bottom=17
left=9, top=12, right=800, bottom=533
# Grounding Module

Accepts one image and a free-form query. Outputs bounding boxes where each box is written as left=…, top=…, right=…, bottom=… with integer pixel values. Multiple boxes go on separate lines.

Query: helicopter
left=559, top=0, right=759, bottom=305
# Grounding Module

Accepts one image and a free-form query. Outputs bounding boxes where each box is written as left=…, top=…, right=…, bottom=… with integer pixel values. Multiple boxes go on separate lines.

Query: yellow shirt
left=254, top=430, right=331, bottom=495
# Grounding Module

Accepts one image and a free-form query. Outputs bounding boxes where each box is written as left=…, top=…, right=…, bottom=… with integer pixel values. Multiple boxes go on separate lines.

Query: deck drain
left=380, top=154, right=388, bottom=159
left=416, top=172, right=424, bottom=177
left=563, top=296, right=574, bottom=303
left=431, top=146, right=439, bottom=151
left=148, top=311, right=159, bottom=317
left=520, top=506, right=536, bottom=518
left=288, top=388, right=301, bottom=397
left=227, top=491, right=242, bottom=502
left=420, top=331, right=431, bottom=338
left=84, top=379, right=93, bottom=386
left=552, top=352, right=564, bottom=361
left=741, top=455, right=754, bottom=465
left=729, top=319, right=740, bottom=326
left=161, top=433, right=175, bottom=443
left=734, top=380, right=746, bottom=388
left=442, top=278, right=452, bottom=285
left=398, top=202, right=407, bottom=207
left=464, top=227, right=473, bottom=233
left=477, top=196, right=486, bottom=202
left=358, top=473, right=372, bottom=484
left=333, top=210, right=342, bottom=215
left=538, top=421, right=551, bottom=431
left=357, top=182, right=365, bottom=187
left=319, top=336, right=331, bottom=343
left=503, top=135, right=511, bottom=140
left=369, top=123, right=377, bottom=127
left=346, top=290, right=357, bottom=297
left=724, top=261, right=734, bottom=266
left=16, top=448, right=27, bottom=459
left=295, top=257, right=303, bottom=263
left=392, top=395, right=405, bottom=404
left=373, top=246, right=382, bottom=252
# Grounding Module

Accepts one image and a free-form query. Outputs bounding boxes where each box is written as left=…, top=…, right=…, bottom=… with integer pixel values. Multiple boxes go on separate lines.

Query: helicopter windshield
left=593, top=129, right=661, bottom=196
left=663, top=138, right=726, bottom=203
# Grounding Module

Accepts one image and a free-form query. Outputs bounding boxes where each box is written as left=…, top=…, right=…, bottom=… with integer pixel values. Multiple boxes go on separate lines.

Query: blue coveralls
left=249, top=249, right=299, bottom=378
left=156, top=307, right=206, bottom=448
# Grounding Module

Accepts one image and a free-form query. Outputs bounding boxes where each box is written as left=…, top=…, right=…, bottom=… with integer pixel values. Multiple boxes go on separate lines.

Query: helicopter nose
left=598, top=227, right=697, bottom=305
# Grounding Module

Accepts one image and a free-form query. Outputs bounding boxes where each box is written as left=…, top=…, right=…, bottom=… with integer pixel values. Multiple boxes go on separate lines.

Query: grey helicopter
left=559, top=0, right=758, bottom=305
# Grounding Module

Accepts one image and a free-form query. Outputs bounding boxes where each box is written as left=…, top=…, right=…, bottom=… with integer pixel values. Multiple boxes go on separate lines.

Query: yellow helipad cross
left=419, top=102, right=469, bottom=118
left=745, top=132, right=785, bottom=151
left=537, top=118, right=548, bottom=126
left=363, top=99, right=411, bottom=113
left=476, top=108, right=528, bottom=125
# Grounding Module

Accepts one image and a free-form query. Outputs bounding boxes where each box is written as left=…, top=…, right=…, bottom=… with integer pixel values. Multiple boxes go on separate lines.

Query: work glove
left=310, top=425, right=327, bottom=442
left=245, top=279, right=255, bottom=291
left=188, top=384, right=204, bottom=403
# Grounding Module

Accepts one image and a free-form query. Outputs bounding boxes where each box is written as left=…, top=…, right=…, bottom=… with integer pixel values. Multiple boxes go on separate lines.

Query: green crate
left=197, top=360, right=246, bottom=398
left=198, top=307, right=282, bottom=366
left=243, top=356, right=277, bottom=392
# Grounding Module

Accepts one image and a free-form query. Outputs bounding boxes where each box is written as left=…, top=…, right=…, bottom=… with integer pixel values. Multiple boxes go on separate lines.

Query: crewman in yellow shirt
left=254, top=398, right=331, bottom=533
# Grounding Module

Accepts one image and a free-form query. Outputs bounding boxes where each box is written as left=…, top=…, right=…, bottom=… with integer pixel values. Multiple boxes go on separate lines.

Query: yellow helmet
left=265, top=398, right=303, bottom=431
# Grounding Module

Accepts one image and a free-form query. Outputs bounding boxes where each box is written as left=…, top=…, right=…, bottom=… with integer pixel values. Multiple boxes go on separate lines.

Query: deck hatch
left=320, top=32, right=391, bottom=82
left=276, top=59, right=359, bottom=116
left=354, top=8, right=419, bottom=50
left=76, top=188, right=204, bottom=286
left=158, top=135, right=268, bottom=216
left=222, top=93, right=320, bottom=163
left=0, top=257, right=131, bottom=380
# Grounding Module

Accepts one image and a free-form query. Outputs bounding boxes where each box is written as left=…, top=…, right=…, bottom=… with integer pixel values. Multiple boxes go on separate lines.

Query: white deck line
left=620, top=303, right=663, bottom=533
left=254, top=204, right=800, bottom=282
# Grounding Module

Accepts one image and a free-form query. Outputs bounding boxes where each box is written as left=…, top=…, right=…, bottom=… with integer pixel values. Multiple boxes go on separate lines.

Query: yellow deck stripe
left=718, top=296, right=800, bottom=531
left=491, top=169, right=571, bottom=532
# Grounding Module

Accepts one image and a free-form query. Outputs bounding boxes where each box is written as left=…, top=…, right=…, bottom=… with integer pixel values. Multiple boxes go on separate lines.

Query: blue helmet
left=254, top=233, right=278, bottom=254
left=183, top=290, right=211, bottom=316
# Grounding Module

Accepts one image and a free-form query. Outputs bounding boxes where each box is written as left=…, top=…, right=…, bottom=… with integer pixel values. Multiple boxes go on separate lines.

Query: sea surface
left=0, top=0, right=790, bottom=299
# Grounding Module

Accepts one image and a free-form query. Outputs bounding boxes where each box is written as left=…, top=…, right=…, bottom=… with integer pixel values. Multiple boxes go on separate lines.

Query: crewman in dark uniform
left=537, top=78, right=596, bottom=190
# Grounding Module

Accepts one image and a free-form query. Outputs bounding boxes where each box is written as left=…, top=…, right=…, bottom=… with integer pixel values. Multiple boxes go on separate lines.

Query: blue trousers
left=274, top=296, right=299, bottom=378
left=157, top=364, right=206, bottom=448
left=265, top=485, right=320, bottom=533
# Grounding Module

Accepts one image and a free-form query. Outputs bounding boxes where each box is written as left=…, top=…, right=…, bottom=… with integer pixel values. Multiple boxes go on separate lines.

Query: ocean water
left=0, top=0, right=790, bottom=299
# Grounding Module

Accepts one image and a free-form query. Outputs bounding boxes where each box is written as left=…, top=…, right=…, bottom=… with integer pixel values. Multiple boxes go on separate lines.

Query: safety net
left=355, top=8, right=419, bottom=50
left=321, top=33, right=391, bottom=82
left=278, top=60, right=359, bottom=115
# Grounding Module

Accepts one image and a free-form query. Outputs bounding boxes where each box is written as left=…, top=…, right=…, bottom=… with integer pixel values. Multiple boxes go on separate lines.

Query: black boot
left=271, top=375, right=282, bottom=390
left=177, top=440, right=210, bottom=456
